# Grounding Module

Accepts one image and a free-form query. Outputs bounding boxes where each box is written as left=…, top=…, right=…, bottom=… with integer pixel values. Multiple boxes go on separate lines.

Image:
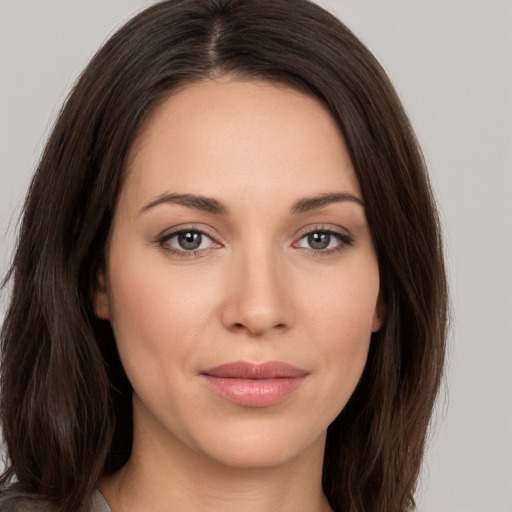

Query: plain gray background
left=1, top=1, right=511, bottom=511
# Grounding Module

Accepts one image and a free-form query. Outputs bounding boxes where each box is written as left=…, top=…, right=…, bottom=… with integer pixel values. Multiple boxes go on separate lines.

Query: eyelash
left=293, top=226, right=354, bottom=256
left=156, top=226, right=220, bottom=259
left=156, top=225, right=353, bottom=259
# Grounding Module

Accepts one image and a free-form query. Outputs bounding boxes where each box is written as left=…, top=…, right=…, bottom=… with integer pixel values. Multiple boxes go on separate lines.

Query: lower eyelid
left=156, top=227, right=223, bottom=258
left=156, top=226, right=352, bottom=258
left=294, top=229, right=353, bottom=247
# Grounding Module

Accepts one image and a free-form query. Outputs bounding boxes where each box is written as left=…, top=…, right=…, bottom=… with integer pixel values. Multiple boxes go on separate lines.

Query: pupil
left=178, top=231, right=202, bottom=250
left=308, top=232, right=330, bottom=250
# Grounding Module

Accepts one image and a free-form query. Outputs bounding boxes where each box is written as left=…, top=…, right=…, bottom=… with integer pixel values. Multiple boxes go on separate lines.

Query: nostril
left=221, top=289, right=292, bottom=335
left=230, top=321, right=287, bottom=335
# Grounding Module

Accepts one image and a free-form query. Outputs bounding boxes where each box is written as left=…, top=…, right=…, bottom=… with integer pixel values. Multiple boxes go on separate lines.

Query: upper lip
left=201, top=361, right=308, bottom=379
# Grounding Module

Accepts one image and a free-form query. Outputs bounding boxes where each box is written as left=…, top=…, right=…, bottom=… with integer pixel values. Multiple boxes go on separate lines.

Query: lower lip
left=201, top=375, right=307, bottom=407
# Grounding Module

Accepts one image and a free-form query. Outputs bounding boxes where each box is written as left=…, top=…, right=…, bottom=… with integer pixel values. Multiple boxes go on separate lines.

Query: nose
left=221, top=246, right=293, bottom=337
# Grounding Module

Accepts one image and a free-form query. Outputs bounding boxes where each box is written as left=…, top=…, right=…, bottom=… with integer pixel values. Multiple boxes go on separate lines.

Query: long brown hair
left=0, top=1, right=447, bottom=511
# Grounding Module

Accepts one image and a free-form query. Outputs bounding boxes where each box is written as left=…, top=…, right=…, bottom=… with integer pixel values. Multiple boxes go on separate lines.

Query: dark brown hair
left=0, top=1, right=447, bottom=511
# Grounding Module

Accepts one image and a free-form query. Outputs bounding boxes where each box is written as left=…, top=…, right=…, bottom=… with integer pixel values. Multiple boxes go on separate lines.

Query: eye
left=294, top=229, right=352, bottom=252
left=160, top=229, right=217, bottom=253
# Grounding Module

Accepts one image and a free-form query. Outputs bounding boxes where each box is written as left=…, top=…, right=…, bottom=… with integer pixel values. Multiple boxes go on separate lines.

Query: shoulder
left=0, top=496, right=56, bottom=512
left=0, top=489, right=109, bottom=512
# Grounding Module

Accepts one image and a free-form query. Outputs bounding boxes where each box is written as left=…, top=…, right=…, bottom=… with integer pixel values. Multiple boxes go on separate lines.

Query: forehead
left=123, top=78, right=361, bottom=208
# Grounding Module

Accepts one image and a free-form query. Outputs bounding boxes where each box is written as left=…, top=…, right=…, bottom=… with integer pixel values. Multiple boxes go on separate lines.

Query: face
left=96, top=79, right=384, bottom=470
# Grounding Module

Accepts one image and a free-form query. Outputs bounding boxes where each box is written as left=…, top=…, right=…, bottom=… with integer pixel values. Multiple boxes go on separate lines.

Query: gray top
left=0, top=489, right=111, bottom=512
left=89, top=490, right=111, bottom=512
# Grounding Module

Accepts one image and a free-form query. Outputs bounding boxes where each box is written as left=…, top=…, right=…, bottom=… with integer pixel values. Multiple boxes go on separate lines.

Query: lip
left=200, top=361, right=308, bottom=408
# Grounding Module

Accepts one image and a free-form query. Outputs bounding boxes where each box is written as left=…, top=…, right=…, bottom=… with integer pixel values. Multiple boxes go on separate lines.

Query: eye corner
left=156, top=226, right=223, bottom=259
left=292, top=226, right=354, bottom=255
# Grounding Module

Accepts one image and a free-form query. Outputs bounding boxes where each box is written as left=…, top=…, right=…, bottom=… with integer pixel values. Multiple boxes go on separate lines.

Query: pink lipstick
left=200, top=361, right=308, bottom=407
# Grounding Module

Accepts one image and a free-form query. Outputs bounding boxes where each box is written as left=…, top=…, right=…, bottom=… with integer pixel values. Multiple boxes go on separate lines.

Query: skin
left=96, top=78, right=384, bottom=512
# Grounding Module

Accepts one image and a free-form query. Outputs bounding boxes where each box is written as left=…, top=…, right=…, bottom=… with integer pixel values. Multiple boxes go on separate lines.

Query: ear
left=371, top=290, right=386, bottom=333
left=94, top=268, right=110, bottom=320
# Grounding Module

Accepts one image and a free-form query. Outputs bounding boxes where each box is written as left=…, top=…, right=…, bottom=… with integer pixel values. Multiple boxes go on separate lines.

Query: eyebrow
left=290, top=192, right=364, bottom=213
left=139, top=193, right=229, bottom=215
left=139, top=191, right=364, bottom=216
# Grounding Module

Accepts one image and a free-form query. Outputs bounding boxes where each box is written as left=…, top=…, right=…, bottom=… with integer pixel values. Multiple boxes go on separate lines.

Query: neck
left=99, top=401, right=332, bottom=512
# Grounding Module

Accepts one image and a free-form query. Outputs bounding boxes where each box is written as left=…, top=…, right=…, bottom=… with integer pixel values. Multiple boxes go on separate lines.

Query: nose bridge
left=223, top=235, right=291, bottom=335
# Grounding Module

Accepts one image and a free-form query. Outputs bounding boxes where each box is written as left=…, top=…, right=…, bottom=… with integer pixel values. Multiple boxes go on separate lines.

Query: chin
left=186, top=416, right=328, bottom=470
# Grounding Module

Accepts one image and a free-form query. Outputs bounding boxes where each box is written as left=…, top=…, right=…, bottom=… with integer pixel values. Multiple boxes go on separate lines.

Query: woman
left=0, top=1, right=447, bottom=511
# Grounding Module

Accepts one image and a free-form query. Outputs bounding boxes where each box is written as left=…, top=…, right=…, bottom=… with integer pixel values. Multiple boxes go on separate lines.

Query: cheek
left=299, top=256, right=380, bottom=344
left=104, top=246, right=215, bottom=390
left=296, top=257, right=379, bottom=413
